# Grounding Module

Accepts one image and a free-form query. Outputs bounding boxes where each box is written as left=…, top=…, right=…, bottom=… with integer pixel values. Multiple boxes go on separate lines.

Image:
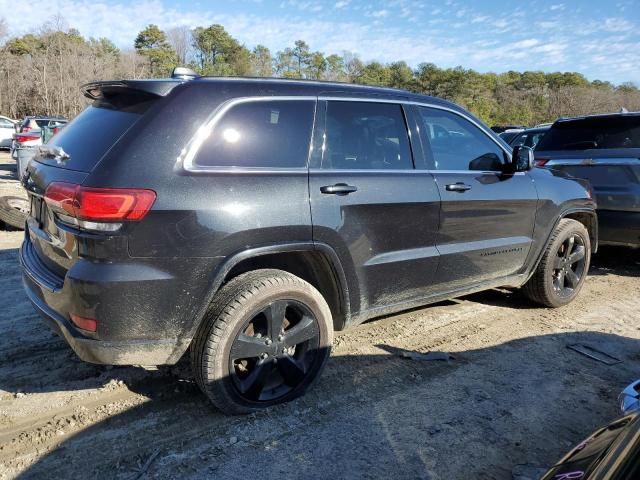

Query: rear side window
left=43, top=98, right=154, bottom=171
left=194, top=100, right=315, bottom=168
left=537, top=116, right=640, bottom=150
left=322, top=101, right=413, bottom=170
left=419, top=107, right=505, bottom=171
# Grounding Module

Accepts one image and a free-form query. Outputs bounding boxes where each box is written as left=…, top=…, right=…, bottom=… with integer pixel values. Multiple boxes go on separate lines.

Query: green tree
left=134, top=24, right=176, bottom=76
left=250, top=44, right=273, bottom=77
left=191, top=24, right=250, bottom=76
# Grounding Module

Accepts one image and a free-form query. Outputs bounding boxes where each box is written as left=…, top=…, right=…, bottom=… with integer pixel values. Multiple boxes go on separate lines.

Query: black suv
left=535, top=112, right=640, bottom=247
left=20, top=72, right=596, bottom=414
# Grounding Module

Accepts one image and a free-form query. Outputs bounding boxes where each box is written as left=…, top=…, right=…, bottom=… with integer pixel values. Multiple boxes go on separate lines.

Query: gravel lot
left=0, top=151, right=638, bottom=479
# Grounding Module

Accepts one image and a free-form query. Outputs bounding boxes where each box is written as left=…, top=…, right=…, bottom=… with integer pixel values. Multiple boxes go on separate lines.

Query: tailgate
left=22, top=162, right=88, bottom=279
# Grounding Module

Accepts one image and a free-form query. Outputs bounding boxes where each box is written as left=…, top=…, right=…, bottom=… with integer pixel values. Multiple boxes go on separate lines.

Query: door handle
left=320, top=183, right=358, bottom=195
left=445, top=182, right=472, bottom=192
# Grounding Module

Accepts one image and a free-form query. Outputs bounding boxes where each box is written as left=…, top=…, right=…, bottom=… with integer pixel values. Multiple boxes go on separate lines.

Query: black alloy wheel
left=229, top=299, right=320, bottom=403
left=552, top=234, right=587, bottom=297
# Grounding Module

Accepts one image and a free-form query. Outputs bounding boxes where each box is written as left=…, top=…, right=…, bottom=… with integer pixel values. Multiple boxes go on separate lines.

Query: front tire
left=191, top=269, right=333, bottom=415
left=523, top=218, right=591, bottom=307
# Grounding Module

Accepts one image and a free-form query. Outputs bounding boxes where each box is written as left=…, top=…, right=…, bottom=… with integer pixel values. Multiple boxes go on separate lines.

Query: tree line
left=1, top=17, right=639, bottom=126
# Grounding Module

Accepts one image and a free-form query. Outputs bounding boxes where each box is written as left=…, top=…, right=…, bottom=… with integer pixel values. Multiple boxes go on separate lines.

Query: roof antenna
left=620, top=107, right=629, bottom=113
left=172, top=67, right=200, bottom=80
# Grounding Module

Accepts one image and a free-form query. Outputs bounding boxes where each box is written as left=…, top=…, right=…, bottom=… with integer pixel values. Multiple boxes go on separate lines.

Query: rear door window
left=193, top=100, right=315, bottom=169
left=322, top=101, right=413, bottom=170
left=537, top=116, right=640, bottom=150
left=40, top=97, right=155, bottom=172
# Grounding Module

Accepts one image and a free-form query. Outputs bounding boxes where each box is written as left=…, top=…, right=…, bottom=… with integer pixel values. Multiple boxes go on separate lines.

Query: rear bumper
left=22, top=277, right=188, bottom=365
left=19, top=236, right=210, bottom=365
left=599, top=210, right=640, bottom=247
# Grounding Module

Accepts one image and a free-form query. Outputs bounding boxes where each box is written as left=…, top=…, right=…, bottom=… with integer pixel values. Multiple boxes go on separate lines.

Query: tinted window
left=419, top=107, right=505, bottom=171
left=194, top=100, right=315, bottom=168
left=0, top=119, right=13, bottom=128
left=537, top=116, right=640, bottom=150
left=42, top=98, right=154, bottom=172
left=513, top=131, right=547, bottom=149
left=322, top=101, right=412, bottom=170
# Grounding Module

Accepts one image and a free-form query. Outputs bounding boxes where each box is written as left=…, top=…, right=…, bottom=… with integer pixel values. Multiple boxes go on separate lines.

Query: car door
left=416, top=105, right=538, bottom=290
left=309, top=98, right=441, bottom=317
left=0, top=118, right=14, bottom=145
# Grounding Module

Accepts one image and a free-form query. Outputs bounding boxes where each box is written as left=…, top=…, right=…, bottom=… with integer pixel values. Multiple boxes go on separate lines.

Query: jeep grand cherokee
left=20, top=70, right=597, bottom=414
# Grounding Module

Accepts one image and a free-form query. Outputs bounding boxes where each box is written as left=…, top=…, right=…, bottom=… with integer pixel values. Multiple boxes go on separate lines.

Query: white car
left=0, top=115, right=17, bottom=149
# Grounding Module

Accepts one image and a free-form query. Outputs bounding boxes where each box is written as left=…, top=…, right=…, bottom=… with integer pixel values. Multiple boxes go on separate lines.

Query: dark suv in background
left=535, top=112, right=640, bottom=247
left=20, top=71, right=596, bottom=414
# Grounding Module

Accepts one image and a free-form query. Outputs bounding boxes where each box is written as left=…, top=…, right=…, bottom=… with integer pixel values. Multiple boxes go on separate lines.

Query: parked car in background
left=506, top=125, right=550, bottom=148
left=541, top=380, right=640, bottom=479
left=0, top=115, right=17, bottom=149
left=12, top=116, right=68, bottom=159
left=535, top=112, right=640, bottom=247
left=20, top=72, right=596, bottom=414
left=498, top=128, right=524, bottom=144
left=17, top=116, right=67, bottom=133
left=490, top=124, right=526, bottom=133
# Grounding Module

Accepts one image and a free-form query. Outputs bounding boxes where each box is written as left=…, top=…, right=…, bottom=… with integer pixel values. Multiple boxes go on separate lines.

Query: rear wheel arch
left=562, top=210, right=598, bottom=253
left=193, top=243, right=351, bottom=336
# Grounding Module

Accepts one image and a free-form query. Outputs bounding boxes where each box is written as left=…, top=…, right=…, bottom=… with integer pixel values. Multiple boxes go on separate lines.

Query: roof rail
left=172, top=67, right=200, bottom=80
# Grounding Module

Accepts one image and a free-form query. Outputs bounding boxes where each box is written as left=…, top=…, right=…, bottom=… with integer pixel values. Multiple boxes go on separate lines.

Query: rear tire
left=191, top=269, right=333, bottom=415
left=522, top=218, right=591, bottom=307
left=0, top=196, right=28, bottom=230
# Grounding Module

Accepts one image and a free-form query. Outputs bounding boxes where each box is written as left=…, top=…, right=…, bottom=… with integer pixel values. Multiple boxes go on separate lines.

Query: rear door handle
left=445, top=182, right=472, bottom=192
left=320, top=183, right=358, bottom=195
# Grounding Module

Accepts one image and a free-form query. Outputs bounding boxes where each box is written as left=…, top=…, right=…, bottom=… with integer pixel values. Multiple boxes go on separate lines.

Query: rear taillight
left=16, top=134, right=39, bottom=143
left=44, top=182, right=156, bottom=227
left=70, top=314, right=97, bottom=332
left=535, top=158, right=550, bottom=167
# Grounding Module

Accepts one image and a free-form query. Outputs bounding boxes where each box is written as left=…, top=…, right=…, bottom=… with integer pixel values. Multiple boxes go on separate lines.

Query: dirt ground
left=0, top=150, right=639, bottom=480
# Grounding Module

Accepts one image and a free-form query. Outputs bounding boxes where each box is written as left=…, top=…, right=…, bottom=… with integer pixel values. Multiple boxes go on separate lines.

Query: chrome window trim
left=546, top=158, right=639, bottom=166
left=179, top=94, right=510, bottom=174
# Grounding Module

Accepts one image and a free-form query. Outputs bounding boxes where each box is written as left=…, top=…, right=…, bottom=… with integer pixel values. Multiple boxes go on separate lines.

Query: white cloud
left=0, top=0, right=638, bottom=84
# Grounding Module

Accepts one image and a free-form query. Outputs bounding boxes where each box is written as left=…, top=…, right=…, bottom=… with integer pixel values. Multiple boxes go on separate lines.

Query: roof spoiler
left=80, top=79, right=182, bottom=100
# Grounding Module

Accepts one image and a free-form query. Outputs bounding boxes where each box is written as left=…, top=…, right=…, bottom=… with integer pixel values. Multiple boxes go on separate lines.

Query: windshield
left=536, top=116, right=640, bottom=151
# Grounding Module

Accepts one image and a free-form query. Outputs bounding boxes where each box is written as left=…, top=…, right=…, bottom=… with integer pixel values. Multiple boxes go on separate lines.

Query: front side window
left=322, top=101, right=413, bottom=170
left=419, top=107, right=506, bottom=171
left=194, top=100, right=315, bottom=168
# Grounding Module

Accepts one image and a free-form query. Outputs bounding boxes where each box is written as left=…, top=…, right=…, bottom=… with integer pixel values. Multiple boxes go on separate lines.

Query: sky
left=1, top=0, right=639, bottom=84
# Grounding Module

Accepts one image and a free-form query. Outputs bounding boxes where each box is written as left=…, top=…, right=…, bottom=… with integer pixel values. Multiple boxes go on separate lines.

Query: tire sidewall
left=204, top=277, right=332, bottom=412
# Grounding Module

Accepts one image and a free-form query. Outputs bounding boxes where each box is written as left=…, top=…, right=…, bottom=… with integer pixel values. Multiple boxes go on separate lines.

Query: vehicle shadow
left=589, top=246, right=640, bottom=278
left=3, top=326, right=639, bottom=479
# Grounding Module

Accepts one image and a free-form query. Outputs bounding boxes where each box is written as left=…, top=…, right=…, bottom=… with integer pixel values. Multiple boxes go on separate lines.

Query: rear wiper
left=38, top=145, right=70, bottom=164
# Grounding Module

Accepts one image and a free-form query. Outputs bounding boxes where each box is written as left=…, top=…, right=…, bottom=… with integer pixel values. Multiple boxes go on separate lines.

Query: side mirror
left=512, top=145, right=534, bottom=172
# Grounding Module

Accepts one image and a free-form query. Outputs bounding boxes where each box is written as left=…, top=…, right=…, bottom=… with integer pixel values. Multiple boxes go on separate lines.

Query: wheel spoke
left=553, top=255, right=564, bottom=269
left=284, top=315, right=318, bottom=346
left=278, top=356, right=306, bottom=386
left=556, top=270, right=566, bottom=290
left=265, top=301, right=287, bottom=341
left=564, top=236, right=575, bottom=259
left=240, top=362, right=273, bottom=400
left=568, top=245, right=585, bottom=265
left=230, top=334, right=267, bottom=360
left=565, top=268, right=579, bottom=288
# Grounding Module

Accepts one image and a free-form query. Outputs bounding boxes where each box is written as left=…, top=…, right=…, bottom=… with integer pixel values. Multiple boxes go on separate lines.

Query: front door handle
left=445, top=182, right=472, bottom=192
left=320, top=183, right=358, bottom=195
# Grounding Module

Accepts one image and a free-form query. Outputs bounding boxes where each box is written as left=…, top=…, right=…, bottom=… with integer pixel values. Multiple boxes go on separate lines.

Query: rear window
left=537, top=116, right=640, bottom=151
left=193, top=100, right=315, bottom=169
left=38, top=97, right=154, bottom=171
